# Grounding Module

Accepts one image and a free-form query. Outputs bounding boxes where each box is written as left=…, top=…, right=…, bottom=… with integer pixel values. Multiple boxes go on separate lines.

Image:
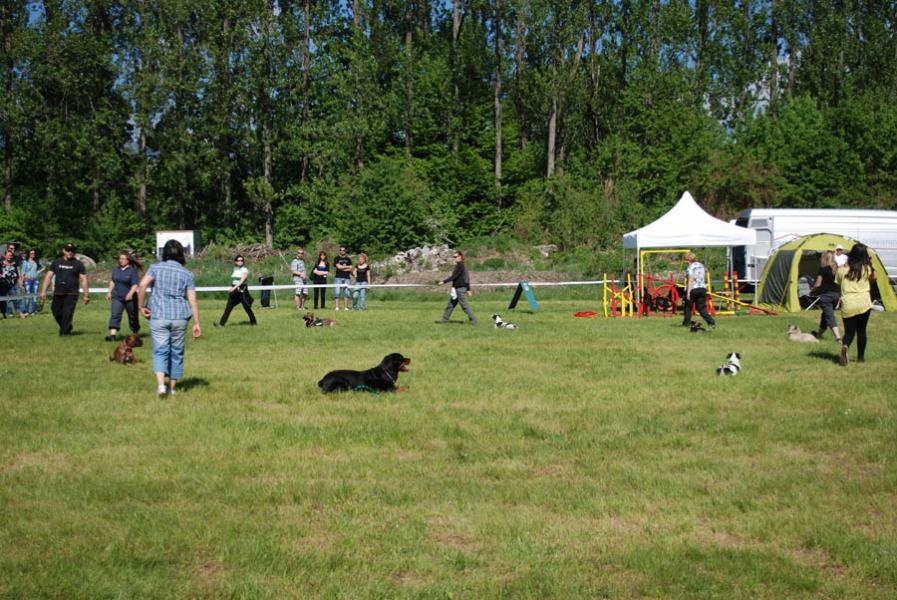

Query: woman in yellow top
left=836, top=243, right=875, bottom=366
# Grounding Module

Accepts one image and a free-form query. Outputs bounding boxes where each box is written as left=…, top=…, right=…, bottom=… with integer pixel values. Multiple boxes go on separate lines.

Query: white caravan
left=731, top=208, right=897, bottom=282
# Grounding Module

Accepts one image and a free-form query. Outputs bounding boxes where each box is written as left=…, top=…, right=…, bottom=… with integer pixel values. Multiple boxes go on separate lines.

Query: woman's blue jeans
left=150, top=318, right=188, bottom=380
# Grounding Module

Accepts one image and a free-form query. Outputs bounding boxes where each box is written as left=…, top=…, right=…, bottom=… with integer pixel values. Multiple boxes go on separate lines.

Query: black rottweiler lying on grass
left=318, top=353, right=411, bottom=393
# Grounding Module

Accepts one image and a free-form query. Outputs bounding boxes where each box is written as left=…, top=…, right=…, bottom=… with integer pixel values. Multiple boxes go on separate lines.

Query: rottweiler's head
left=382, top=353, right=411, bottom=373
left=125, top=334, right=142, bottom=348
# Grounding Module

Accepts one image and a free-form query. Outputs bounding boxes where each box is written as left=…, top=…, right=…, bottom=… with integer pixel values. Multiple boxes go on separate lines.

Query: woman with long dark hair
left=311, top=250, right=329, bottom=310
left=836, top=243, right=875, bottom=365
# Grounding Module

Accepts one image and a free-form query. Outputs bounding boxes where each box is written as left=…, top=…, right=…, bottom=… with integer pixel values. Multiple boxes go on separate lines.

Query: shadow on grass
left=175, top=377, right=210, bottom=392
left=807, top=349, right=840, bottom=364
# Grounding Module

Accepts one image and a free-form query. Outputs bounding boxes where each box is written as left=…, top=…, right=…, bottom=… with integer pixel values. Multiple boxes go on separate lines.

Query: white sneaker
left=335, top=306, right=339, bottom=311
left=156, top=384, right=167, bottom=398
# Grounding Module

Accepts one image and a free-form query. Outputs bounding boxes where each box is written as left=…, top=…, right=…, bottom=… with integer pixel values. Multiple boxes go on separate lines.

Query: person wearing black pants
left=40, top=242, right=90, bottom=335
left=683, top=251, right=716, bottom=329
left=311, top=250, right=329, bottom=310
left=216, top=255, right=256, bottom=327
left=836, top=243, right=875, bottom=365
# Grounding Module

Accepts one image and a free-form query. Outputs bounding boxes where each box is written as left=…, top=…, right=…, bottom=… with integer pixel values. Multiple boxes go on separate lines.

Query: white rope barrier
left=1, top=279, right=610, bottom=302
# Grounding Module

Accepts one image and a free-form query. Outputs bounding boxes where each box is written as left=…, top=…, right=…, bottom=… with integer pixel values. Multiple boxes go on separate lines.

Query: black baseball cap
left=63, top=243, right=75, bottom=252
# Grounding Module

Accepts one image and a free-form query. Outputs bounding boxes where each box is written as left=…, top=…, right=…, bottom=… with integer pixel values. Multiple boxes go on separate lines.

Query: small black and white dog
left=491, top=313, right=518, bottom=329
left=716, top=352, right=742, bottom=376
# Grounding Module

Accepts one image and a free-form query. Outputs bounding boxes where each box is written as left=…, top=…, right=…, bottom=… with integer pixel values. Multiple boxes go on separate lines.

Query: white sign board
left=156, top=230, right=201, bottom=259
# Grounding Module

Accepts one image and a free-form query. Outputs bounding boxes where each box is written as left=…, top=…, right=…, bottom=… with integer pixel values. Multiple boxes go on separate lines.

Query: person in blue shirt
left=137, top=240, right=202, bottom=398
left=105, top=251, right=143, bottom=341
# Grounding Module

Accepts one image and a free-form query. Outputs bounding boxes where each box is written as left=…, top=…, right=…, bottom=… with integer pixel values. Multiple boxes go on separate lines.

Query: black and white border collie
left=716, top=352, right=741, bottom=376
left=491, top=314, right=518, bottom=329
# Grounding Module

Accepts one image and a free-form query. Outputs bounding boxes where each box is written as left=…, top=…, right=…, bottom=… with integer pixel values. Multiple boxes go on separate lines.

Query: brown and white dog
left=110, top=334, right=143, bottom=364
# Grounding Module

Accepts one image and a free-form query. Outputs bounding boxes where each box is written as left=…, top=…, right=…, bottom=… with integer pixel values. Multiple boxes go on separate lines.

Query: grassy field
left=2, top=288, right=895, bottom=598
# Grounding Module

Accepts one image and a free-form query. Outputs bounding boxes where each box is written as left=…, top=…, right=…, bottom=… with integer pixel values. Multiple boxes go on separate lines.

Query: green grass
left=2, top=291, right=896, bottom=598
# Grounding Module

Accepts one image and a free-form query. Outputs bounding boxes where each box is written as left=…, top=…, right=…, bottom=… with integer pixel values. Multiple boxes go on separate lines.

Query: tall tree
left=493, top=0, right=503, bottom=188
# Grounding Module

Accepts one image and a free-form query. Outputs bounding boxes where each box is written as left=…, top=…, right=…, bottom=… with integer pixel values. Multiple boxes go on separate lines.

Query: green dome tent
left=757, top=233, right=897, bottom=312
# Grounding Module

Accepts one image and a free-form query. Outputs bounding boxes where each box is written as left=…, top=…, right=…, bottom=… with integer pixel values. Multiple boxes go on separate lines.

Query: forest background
left=2, top=0, right=896, bottom=262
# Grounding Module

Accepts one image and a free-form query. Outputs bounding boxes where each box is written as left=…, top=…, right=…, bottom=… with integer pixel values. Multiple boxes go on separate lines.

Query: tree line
left=2, top=0, right=896, bottom=259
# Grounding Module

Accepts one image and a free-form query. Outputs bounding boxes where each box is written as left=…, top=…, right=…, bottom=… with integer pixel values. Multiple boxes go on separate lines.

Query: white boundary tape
left=1, top=280, right=608, bottom=301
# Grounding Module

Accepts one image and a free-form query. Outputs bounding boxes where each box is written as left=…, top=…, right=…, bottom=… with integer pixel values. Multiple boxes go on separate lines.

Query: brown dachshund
left=110, top=334, right=142, bottom=364
left=304, top=313, right=337, bottom=327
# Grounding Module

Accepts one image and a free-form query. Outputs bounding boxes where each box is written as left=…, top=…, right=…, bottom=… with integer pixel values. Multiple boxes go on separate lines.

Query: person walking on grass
left=435, top=250, right=477, bottom=326
left=836, top=243, right=874, bottom=366
left=137, top=239, right=201, bottom=398
left=333, top=245, right=352, bottom=311
left=216, top=255, right=257, bottom=327
left=810, top=250, right=842, bottom=344
left=39, top=242, right=89, bottom=335
left=683, top=251, right=715, bottom=330
left=105, top=251, right=143, bottom=341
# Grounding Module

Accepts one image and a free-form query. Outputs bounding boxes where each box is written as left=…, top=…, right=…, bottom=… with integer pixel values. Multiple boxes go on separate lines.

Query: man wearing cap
left=39, top=243, right=90, bottom=335
left=834, top=245, right=848, bottom=267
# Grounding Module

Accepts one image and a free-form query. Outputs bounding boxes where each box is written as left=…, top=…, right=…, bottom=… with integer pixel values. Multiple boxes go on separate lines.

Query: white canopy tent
left=622, top=191, right=757, bottom=303
left=623, top=191, right=757, bottom=249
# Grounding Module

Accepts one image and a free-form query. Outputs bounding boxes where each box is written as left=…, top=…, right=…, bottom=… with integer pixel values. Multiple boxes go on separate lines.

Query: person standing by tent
left=810, top=250, right=842, bottom=344
left=683, top=252, right=716, bottom=330
left=834, top=244, right=848, bottom=268
left=836, top=243, right=875, bottom=365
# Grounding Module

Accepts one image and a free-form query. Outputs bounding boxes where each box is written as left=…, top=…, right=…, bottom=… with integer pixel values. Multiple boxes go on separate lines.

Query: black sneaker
left=104, top=335, right=115, bottom=342
left=811, top=330, right=821, bottom=339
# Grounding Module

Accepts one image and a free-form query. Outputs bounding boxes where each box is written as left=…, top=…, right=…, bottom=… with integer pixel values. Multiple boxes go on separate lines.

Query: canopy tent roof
left=622, top=191, right=757, bottom=249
